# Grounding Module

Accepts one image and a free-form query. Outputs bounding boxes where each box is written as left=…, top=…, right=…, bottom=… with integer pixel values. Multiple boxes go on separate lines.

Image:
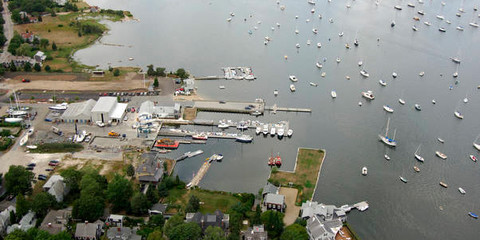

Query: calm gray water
left=77, top=0, right=480, bottom=238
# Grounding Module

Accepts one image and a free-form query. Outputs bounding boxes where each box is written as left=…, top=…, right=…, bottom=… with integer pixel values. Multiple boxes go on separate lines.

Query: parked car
left=38, top=175, right=47, bottom=181
left=48, top=160, right=59, bottom=166
left=26, top=166, right=34, bottom=171
left=22, top=79, right=30, bottom=83
left=27, top=163, right=36, bottom=167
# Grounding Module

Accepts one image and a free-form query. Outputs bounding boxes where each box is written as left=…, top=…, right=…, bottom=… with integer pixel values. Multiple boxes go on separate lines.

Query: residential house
left=300, top=201, right=347, bottom=222
left=75, top=221, right=103, bottom=240
left=262, top=182, right=279, bottom=199
left=3, top=55, right=34, bottom=68
left=28, top=16, right=38, bottom=23
left=39, top=208, right=72, bottom=235
left=107, top=214, right=124, bottom=227
left=182, top=78, right=195, bottom=93
left=306, top=214, right=342, bottom=240
left=106, top=227, right=141, bottom=240
left=263, top=193, right=286, bottom=212
left=136, top=153, right=164, bottom=183
left=185, top=210, right=229, bottom=232
left=7, top=211, right=35, bottom=234
left=148, top=203, right=167, bottom=216
left=34, top=51, right=47, bottom=64
left=43, top=175, right=69, bottom=202
left=90, top=6, right=100, bottom=13
left=20, top=32, right=35, bottom=42
left=241, top=225, right=268, bottom=240
left=0, top=206, right=15, bottom=236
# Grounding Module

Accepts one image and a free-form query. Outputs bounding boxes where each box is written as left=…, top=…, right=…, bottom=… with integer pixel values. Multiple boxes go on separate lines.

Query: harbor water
left=78, top=0, right=480, bottom=239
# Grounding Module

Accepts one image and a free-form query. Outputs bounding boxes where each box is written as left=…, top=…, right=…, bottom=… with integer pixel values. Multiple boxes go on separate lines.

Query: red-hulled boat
left=275, top=153, right=282, bottom=166
left=268, top=153, right=275, bottom=166
left=154, top=138, right=180, bottom=149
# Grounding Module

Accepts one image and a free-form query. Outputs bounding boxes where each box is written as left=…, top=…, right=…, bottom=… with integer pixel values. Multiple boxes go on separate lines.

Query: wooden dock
left=266, top=104, right=312, bottom=114
left=187, top=161, right=212, bottom=188
left=194, top=100, right=265, bottom=114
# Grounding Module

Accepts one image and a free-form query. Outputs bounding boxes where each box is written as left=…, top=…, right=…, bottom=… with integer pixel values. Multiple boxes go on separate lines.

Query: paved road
left=0, top=0, right=13, bottom=63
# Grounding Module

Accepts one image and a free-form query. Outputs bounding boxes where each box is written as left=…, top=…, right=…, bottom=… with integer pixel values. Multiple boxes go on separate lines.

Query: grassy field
left=268, top=148, right=325, bottom=204
left=31, top=142, right=84, bottom=153
left=166, top=188, right=241, bottom=214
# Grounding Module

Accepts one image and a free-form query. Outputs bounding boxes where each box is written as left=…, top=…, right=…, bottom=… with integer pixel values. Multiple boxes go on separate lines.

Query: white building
left=138, top=101, right=181, bottom=119
left=61, top=99, right=97, bottom=123
left=91, top=97, right=127, bottom=124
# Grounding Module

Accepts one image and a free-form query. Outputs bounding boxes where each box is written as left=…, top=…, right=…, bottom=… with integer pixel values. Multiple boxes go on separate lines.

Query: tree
left=203, top=226, right=226, bottom=240
left=80, top=172, right=103, bottom=196
left=251, top=204, right=261, bottom=225
left=9, top=61, right=17, bottom=72
left=126, top=164, right=135, bottom=177
left=155, top=67, right=166, bottom=77
left=50, top=231, right=73, bottom=240
left=147, top=230, right=165, bottom=240
left=17, top=43, right=32, bottom=56
left=23, top=62, right=32, bottom=72
left=113, top=68, right=120, bottom=76
left=153, top=77, right=159, bottom=88
left=4, top=165, right=34, bottom=196
left=32, top=38, right=40, bottom=46
left=40, top=39, right=49, bottom=49
left=0, top=66, right=5, bottom=75
left=16, top=194, right=30, bottom=219
left=280, top=224, right=309, bottom=240
left=149, top=214, right=165, bottom=228
left=261, top=210, right=284, bottom=239
left=11, top=10, right=21, bottom=23
left=72, top=195, right=105, bottom=221
left=130, top=192, right=149, bottom=215
left=5, top=229, right=28, bottom=240
left=146, top=185, right=159, bottom=204
left=167, top=222, right=202, bottom=240
left=106, top=174, right=133, bottom=212
left=157, top=182, right=168, bottom=198
left=33, top=63, right=41, bottom=72
left=61, top=167, right=83, bottom=195
left=185, top=195, right=200, bottom=213
left=175, top=68, right=189, bottom=79
left=147, top=64, right=156, bottom=76
left=52, top=42, right=57, bottom=50
left=163, top=214, right=184, bottom=237
left=293, top=218, right=307, bottom=227
left=31, top=192, right=56, bottom=218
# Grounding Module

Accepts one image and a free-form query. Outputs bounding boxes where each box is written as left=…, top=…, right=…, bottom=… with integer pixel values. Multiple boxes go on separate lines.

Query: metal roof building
left=91, top=97, right=127, bottom=124
left=61, top=99, right=96, bottom=123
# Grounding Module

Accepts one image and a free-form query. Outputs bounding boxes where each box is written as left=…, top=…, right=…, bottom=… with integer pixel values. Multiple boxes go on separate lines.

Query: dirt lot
left=279, top=187, right=301, bottom=225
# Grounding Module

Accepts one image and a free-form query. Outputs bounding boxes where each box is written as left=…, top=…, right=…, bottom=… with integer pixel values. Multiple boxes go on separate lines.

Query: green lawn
left=166, top=188, right=241, bottom=214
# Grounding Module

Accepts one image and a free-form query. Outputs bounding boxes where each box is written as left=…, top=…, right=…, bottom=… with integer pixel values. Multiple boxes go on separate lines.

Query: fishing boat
left=19, top=134, right=28, bottom=146
left=289, top=75, right=298, bottom=82
left=414, top=144, right=424, bottom=162
left=331, top=90, right=337, bottom=98
left=287, top=129, right=293, bottom=137
left=400, top=176, right=408, bottom=183
left=236, top=135, right=253, bottom=143
left=415, top=104, right=421, bottom=111
left=384, top=154, right=390, bottom=160
left=379, top=80, right=386, bottom=86
left=379, top=117, right=397, bottom=147
left=360, top=70, right=370, bottom=77
left=361, top=91, right=375, bottom=100
left=290, top=84, right=296, bottom=92
left=436, top=151, right=447, bottom=159
left=439, top=182, right=448, bottom=188
left=275, top=153, right=282, bottom=166
left=468, top=212, right=478, bottom=219
left=470, top=155, right=477, bottom=162
left=316, top=62, right=323, bottom=68
left=310, top=82, right=318, bottom=87
left=399, top=99, right=406, bottom=105
left=458, top=187, right=466, bottom=194
left=361, top=167, right=368, bottom=176
left=155, top=138, right=180, bottom=149
left=263, top=125, right=269, bottom=135
left=273, top=89, right=279, bottom=96
left=454, top=111, right=464, bottom=119
left=383, top=105, right=394, bottom=113
left=192, top=133, right=208, bottom=140
left=414, top=166, right=420, bottom=172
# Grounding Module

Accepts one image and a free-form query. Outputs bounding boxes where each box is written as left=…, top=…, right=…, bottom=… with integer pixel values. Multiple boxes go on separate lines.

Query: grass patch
left=268, top=148, right=325, bottom=205
left=31, top=142, right=84, bottom=153
left=188, top=189, right=240, bottom=214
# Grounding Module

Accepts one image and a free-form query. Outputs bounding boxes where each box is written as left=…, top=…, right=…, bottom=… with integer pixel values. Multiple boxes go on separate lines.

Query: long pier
left=194, top=100, right=265, bottom=114
left=187, top=161, right=212, bottom=188
left=266, top=104, right=312, bottom=114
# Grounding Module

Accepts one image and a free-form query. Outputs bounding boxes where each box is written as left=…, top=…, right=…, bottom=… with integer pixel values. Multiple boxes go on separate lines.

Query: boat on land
left=468, top=212, right=478, bottom=219
left=290, top=84, right=296, bottom=92
left=439, top=182, right=448, bottom=188
left=155, top=138, right=180, bottom=149
left=26, top=145, right=37, bottom=150
left=415, top=104, right=421, bottom=111
left=362, top=167, right=367, bottom=175
left=360, top=70, right=370, bottom=77
left=470, top=155, right=477, bottom=162
left=383, top=105, right=394, bottom=113
left=361, top=91, right=375, bottom=100
left=379, top=117, right=397, bottom=147
left=19, top=134, right=28, bottom=146
left=458, top=187, right=466, bottom=194
left=289, top=75, right=298, bottom=82
left=436, top=151, right=447, bottom=159
left=414, top=166, right=420, bottom=172
left=76, top=130, right=86, bottom=143
left=236, top=135, right=253, bottom=143
left=454, top=111, right=464, bottom=119
left=414, top=144, right=424, bottom=162
left=331, top=90, right=337, bottom=98
left=5, top=117, right=23, bottom=123
left=400, top=176, right=408, bottom=183
left=49, top=102, right=68, bottom=111
left=27, top=127, right=34, bottom=136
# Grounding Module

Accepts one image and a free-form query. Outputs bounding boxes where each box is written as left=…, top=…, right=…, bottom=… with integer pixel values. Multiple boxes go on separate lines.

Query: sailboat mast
left=392, top=129, right=397, bottom=140
left=385, top=117, right=390, bottom=136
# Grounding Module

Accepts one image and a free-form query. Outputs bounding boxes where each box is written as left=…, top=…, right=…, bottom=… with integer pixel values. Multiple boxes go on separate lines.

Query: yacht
left=361, top=91, right=375, bottom=100
left=49, top=102, right=68, bottom=111
left=415, top=104, right=421, bottom=111
left=454, top=111, right=464, bottom=119
left=414, top=144, right=424, bottom=162
left=399, top=99, right=406, bottom=105
left=289, top=75, right=298, bottom=82
left=436, top=151, right=447, bottom=159
left=236, top=135, right=253, bottom=143
left=290, top=84, right=296, bottom=92
left=360, top=70, right=370, bottom=77
left=383, top=105, right=394, bottom=113
left=379, top=117, right=397, bottom=147
left=379, top=80, right=387, bottom=86
left=458, top=187, right=466, bottom=194
left=362, top=167, right=368, bottom=176
left=331, top=90, right=337, bottom=98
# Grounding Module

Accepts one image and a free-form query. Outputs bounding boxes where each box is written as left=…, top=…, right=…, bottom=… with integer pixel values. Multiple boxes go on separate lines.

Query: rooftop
left=92, top=97, right=117, bottom=113
left=264, top=193, right=285, bottom=205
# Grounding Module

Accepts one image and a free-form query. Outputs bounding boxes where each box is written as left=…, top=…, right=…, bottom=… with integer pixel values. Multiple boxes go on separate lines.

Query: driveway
left=279, top=187, right=301, bottom=225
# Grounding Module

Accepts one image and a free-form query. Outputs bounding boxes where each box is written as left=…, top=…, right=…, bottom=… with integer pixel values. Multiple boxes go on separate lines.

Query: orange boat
left=154, top=138, right=179, bottom=149
left=275, top=153, right=282, bottom=166
left=268, top=153, right=275, bottom=166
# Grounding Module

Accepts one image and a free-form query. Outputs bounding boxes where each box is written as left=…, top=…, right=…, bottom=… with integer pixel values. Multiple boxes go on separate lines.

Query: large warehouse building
left=61, top=97, right=127, bottom=124
left=61, top=99, right=97, bottom=123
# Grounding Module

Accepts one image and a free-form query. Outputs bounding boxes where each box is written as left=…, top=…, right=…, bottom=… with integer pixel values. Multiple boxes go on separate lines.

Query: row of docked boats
left=255, top=122, right=293, bottom=138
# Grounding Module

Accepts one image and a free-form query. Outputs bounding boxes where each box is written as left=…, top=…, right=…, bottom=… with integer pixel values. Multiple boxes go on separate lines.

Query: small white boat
left=361, top=91, right=375, bottom=100
left=432, top=99, right=436, bottom=104
left=218, top=122, right=229, bottom=129
left=470, top=22, right=480, bottom=27
left=464, top=97, right=468, bottom=103
left=321, top=72, right=326, bottom=77
left=236, top=135, right=253, bottom=143
left=273, top=89, right=279, bottom=96
left=358, top=102, right=363, bottom=106
left=49, top=102, right=68, bottom=111
left=379, top=80, right=387, bottom=86
left=226, top=17, right=232, bottom=22
left=307, top=40, right=311, bottom=45
left=412, top=25, right=418, bottom=31
left=414, top=166, right=420, bottom=172
left=419, top=72, right=425, bottom=76
left=358, top=61, right=363, bottom=66
left=312, top=28, right=318, bottom=34
left=362, top=167, right=368, bottom=176
left=331, top=90, right=337, bottom=98
left=287, top=129, right=293, bottom=137
left=360, top=70, right=370, bottom=77
left=256, top=127, right=261, bottom=135
left=26, top=145, right=37, bottom=150
left=311, top=8, right=315, bottom=13
left=407, top=3, right=415, bottom=7
left=277, top=127, right=285, bottom=138
left=392, top=72, right=398, bottom=78
left=383, top=105, right=394, bottom=113
left=437, top=138, right=445, bottom=143
left=317, top=42, right=322, bottom=48
left=316, top=62, right=323, bottom=68
left=457, top=26, right=464, bottom=31
left=219, top=85, right=225, bottom=89
left=336, top=57, right=341, bottom=63
left=263, top=125, right=269, bottom=135
left=439, top=27, right=446, bottom=32
left=394, top=5, right=402, bottom=10
left=454, top=111, right=464, bottom=119
left=290, top=84, right=296, bottom=92
left=27, top=127, right=34, bottom=136
left=5, top=117, right=23, bottom=123
left=295, top=29, right=299, bottom=34
left=270, top=127, right=276, bottom=136
left=308, top=0, right=315, bottom=4
left=418, top=10, right=425, bottom=15
left=400, top=176, right=408, bottom=183
left=289, top=75, right=298, bottom=82
left=398, top=99, right=406, bottom=105
left=436, top=15, right=445, bottom=20
left=451, top=57, right=461, bottom=64
left=310, top=82, right=318, bottom=87
left=424, top=21, right=431, bottom=26
left=415, top=104, right=421, bottom=111
left=458, top=187, right=466, bottom=194
left=440, top=182, right=448, bottom=188
left=414, top=144, right=424, bottom=162
left=338, top=32, right=344, bottom=37
left=469, top=155, right=477, bottom=162
left=19, top=134, right=28, bottom=146
left=384, top=154, right=390, bottom=160
left=295, top=43, right=300, bottom=48
left=453, top=72, right=458, bottom=78
left=436, top=151, right=447, bottom=159
left=446, top=20, right=451, bottom=24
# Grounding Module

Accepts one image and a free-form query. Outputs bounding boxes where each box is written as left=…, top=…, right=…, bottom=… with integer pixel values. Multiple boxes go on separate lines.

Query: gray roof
left=106, top=227, right=141, bottom=240
left=307, top=215, right=326, bottom=240
left=136, top=156, right=163, bottom=182
left=264, top=193, right=285, bottom=205
left=75, top=221, right=103, bottom=238
left=39, top=208, right=71, bottom=235
left=48, top=180, right=67, bottom=202
left=138, top=101, right=179, bottom=118
left=149, top=203, right=167, bottom=214
left=242, top=225, right=268, bottom=240
left=43, top=175, right=64, bottom=190
left=306, top=215, right=342, bottom=240
left=185, top=210, right=229, bottom=231
left=61, top=99, right=96, bottom=120
left=262, top=182, right=278, bottom=196
left=92, top=97, right=117, bottom=113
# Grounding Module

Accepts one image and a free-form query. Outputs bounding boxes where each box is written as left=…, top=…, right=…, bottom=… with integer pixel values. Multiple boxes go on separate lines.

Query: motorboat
left=438, top=27, right=446, bottom=32
left=263, top=125, right=269, bottom=135
left=407, top=3, right=415, bottom=7
left=400, top=176, right=408, bottom=183
left=394, top=5, right=402, bottom=10
left=218, top=121, right=229, bottom=129
left=192, top=133, right=208, bottom=140
left=436, top=15, right=445, bottom=20
left=362, top=167, right=368, bottom=176
left=454, top=111, right=464, bottom=119
left=470, top=22, right=480, bottom=27
left=446, top=20, right=451, bottom=24
left=295, top=29, right=299, bottom=34
left=289, top=75, right=298, bottom=82
left=384, top=154, right=390, bottom=160
left=236, top=135, right=253, bottom=143
left=451, top=57, right=461, bottom=64
left=391, top=21, right=396, bottom=27
left=419, top=72, right=425, bottom=76
left=277, top=127, right=285, bottom=138
left=309, top=82, right=318, bottom=87
left=49, top=102, right=68, bottom=111
left=296, top=43, right=300, bottom=48
left=414, top=144, right=424, bottom=162
left=345, top=43, right=350, bottom=49
left=399, top=99, right=406, bottom=105
left=432, top=99, right=436, bottom=104
left=414, top=166, right=420, bottom=172
left=436, top=151, right=447, bottom=159
left=311, top=8, right=315, bottom=13
left=354, top=39, right=359, bottom=46
left=469, top=212, right=478, bottom=219
left=437, top=138, right=445, bottom=143
left=392, top=72, right=398, bottom=78
left=453, top=72, right=458, bottom=78
left=308, top=0, right=315, bottom=4
left=287, top=129, right=293, bottom=137
left=457, top=26, right=464, bottom=31
left=418, top=10, right=425, bottom=15
left=270, top=126, right=276, bottom=136
left=338, top=32, right=344, bottom=37
left=379, top=80, right=386, bottom=86
left=383, top=105, right=394, bottom=113
left=358, top=102, right=362, bottom=106
left=361, top=91, right=375, bottom=100
left=439, top=182, right=448, bottom=188
left=424, top=21, right=431, bottom=26
left=268, top=153, right=275, bottom=166
left=307, top=40, right=311, bottom=45
left=316, top=62, right=323, bottom=68
left=415, top=104, right=421, bottom=111
left=470, top=155, right=477, bottom=162
left=236, top=121, right=248, bottom=130
left=290, top=84, right=296, bottom=92
left=412, top=25, right=418, bottom=31
left=275, top=153, right=282, bottom=166
left=273, top=89, right=279, bottom=96
left=317, top=42, right=322, bottom=48
left=379, top=117, right=396, bottom=147
left=458, top=187, right=466, bottom=194
left=331, top=90, right=337, bottom=98
left=312, top=28, right=318, bottom=34
left=358, top=61, right=363, bottom=66
left=255, top=127, right=261, bottom=135
left=360, top=70, right=370, bottom=77
left=336, top=57, right=341, bottom=63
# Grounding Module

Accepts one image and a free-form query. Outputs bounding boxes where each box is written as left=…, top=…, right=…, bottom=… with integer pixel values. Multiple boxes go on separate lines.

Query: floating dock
left=187, top=161, right=212, bottom=188
left=222, top=67, right=256, bottom=80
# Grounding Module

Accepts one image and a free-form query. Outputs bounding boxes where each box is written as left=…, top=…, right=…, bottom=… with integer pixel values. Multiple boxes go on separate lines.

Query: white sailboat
left=19, top=134, right=28, bottom=146
left=379, top=117, right=397, bottom=147
left=473, top=134, right=480, bottom=151
left=414, top=144, right=424, bottom=162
